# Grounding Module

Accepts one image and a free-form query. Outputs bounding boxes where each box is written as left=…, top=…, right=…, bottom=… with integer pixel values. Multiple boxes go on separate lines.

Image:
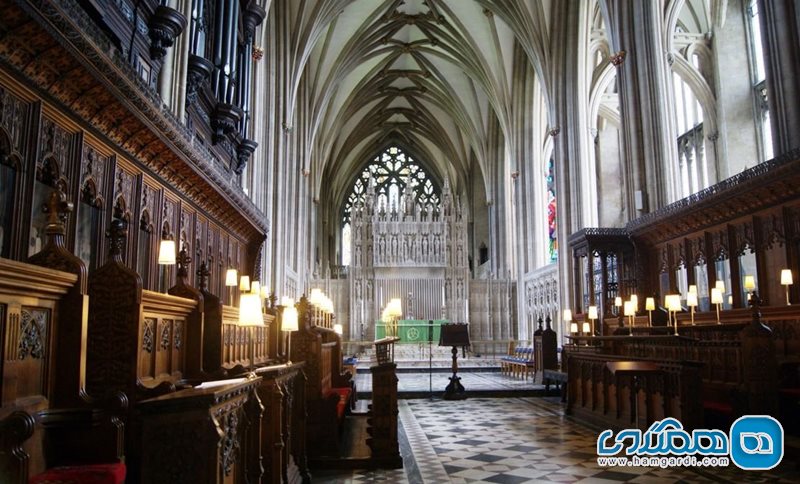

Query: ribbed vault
left=274, top=0, right=555, bottom=236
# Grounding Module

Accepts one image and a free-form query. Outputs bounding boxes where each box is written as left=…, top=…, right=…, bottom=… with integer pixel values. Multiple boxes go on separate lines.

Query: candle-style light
left=686, top=292, right=698, bottom=325
left=781, top=269, right=793, bottom=305
left=645, top=297, right=655, bottom=327
left=711, top=287, right=723, bottom=324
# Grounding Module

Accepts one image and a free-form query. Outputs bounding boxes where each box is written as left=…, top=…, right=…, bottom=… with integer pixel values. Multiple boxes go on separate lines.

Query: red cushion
left=30, top=463, right=126, bottom=484
left=330, top=387, right=352, bottom=420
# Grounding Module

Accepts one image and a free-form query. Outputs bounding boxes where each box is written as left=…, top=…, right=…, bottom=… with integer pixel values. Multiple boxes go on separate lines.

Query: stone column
left=758, top=0, right=800, bottom=156
left=601, top=0, right=676, bottom=212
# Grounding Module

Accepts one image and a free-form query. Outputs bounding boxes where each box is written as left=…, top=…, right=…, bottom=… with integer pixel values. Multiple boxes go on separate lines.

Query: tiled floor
left=314, top=396, right=800, bottom=483
left=355, top=370, right=542, bottom=394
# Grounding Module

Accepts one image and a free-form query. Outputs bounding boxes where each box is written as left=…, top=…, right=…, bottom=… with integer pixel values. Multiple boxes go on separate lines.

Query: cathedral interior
left=1, top=0, right=800, bottom=482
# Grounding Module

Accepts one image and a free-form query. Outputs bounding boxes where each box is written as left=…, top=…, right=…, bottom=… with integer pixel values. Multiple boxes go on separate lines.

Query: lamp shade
left=587, top=306, right=598, bottom=320
left=688, top=284, right=698, bottom=295
left=614, top=297, right=622, bottom=307
left=310, top=288, right=323, bottom=306
left=781, top=269, right=793, bottom=286
left=666, top=295, right=682, bottom=312
left=225, top=268, right=238, bottom=287
left=570, top=322, right=578, bottom=334
left=157, top=239, right=176, bottom=265
left=711, top=287, right=723, bottom=305
left=582, top=322, right=591, bottom=333
left=280, top=296, right=295, bottom=307
left=239, top=275, right=251, bottom=292
left=333, top=323, right=343, bottom=335
left=281, top=306, right=299, bottom=332
left=645, top=297, right=656, bottom=311
left=239, top=293, right=262, bottom=325
left=686, top=292, right=698, bottom=307
left=260, top=286, right=270, bottom=299
left=250, top=280, right=261, bottom=296
left=563, top=309, right=572, bottom=322
left=743, top=275, right=756, bottom=291
left=630, top=294, right=639, bottom=311
left=623, top=301, right=634, bottom=317
left=715, top=280, right=725, bottom=293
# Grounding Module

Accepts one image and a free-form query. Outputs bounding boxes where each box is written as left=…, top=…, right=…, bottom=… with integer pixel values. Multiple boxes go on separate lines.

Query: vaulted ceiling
left=276, top=0, right=556, bottom=213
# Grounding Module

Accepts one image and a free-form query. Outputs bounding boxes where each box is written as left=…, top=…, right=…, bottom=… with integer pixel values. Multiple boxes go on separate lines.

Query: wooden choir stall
left=287, top=296, right=401, bottom=469
left=1, top=191, right=126, bottom=483
left=564, top=150, right=800, bottom=438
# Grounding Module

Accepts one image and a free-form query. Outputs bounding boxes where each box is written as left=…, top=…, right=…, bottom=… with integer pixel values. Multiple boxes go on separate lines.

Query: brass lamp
left=781, top=269, right=793, bottom=305
left=665, top=294, right=681, bottom=335
left=157, top=239, right=176, bottom=265
left=225, top=268, right=238, bottom=305
left=623, top=301, right=634, bottom=335
left=686, top=292, right=698, bottom=325
left=586, top=306, right=598, bottom=336
left=281, top=298, right=298, bottom=364
left=239, top=291, right=262, bottom=325
left=645, top=297, right=655, bottom=327
left=157, top=239, right=176, bottom=293
left=239, top=275, right=251, bottom=293
left=711, top=287, right=723, bottom=324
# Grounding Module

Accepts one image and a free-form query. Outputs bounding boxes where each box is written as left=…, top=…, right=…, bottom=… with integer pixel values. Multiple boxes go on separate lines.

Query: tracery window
left=341, top=145, right=440, bottom=265
left=746, top=0, right=773, bottom=162
left=672, top=24, right=708, bottom=199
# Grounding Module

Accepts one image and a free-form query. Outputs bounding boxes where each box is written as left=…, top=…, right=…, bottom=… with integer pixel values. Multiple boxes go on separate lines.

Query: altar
left=375, top=319, right=448, bottom=343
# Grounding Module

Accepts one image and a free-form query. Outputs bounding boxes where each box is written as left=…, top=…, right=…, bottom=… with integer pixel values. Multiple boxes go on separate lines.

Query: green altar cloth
left=375, top=319, right=448, bottom=343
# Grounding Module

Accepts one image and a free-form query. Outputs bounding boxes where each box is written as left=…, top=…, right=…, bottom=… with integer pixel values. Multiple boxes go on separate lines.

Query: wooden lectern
left=439, top=323, right=470, bottom=400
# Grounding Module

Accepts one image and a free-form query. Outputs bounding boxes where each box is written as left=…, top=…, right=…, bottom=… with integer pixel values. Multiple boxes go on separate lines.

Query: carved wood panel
left=2, top=303, right=50, bottom=405
left=0, top=86, right=28, bottom=159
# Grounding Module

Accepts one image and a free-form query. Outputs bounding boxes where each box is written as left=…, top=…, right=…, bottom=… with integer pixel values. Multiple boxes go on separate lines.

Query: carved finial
left=545, top=314, right=552, bottom=330
left=106, top=219, right=128, bottom=260
left=176, top=245, right=191, bottom=278
left=538, top=316, right=544, bottom=330
left=197, top=260, right=210, bottom=290
left=42, top=187, right=73, bottom=236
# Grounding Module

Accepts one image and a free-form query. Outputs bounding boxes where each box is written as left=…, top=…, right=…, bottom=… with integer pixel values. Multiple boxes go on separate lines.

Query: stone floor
left=354, top=370, right=542, bottom=395
left=313, top=396, right=800, bottom=483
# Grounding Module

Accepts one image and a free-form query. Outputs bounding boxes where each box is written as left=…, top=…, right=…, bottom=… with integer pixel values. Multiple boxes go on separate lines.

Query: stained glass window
left=546, top=155, right=557, bottom=263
